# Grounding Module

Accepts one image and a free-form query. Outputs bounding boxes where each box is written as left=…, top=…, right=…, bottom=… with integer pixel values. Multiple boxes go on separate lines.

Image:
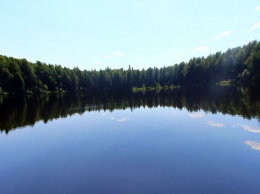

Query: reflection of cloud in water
left=110, top=117, right=115, bottom=120
left=242, top=125, right=260, bottom=134
left=245, top=141, right=260, bottom=151
left=208, top=121, right=225, bottom=127
left=189, top=112, right=204, bottom=118
left=117, top=118, right=129, bottom=122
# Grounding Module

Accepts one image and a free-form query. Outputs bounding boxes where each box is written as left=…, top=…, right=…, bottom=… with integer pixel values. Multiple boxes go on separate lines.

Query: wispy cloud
left=214, top=30, right=234, bottom=40
left=104, top=55, right=110, bottom=59
left=249, top=22, right=260, bottom=31
left=245, top=141, right=260, bottom=151
left=117, top=117, right=129, bottom=122
left=110, top=116, right=129, bottom=122
left=189, top=112, right=204, bottom=118
left=111, top=51, right=126, bottom=57
left=257, top=6, right=260, bottom=11
left=242, top=125, right=260, bottom=134
left=208, top=121, right=225, bottom=127
left=193, top=46, right=209, bottom=52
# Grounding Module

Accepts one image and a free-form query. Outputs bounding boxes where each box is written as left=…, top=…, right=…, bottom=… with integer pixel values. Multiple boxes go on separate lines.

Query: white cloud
left=193, top=46, right=209, bottom=52
left=214, top=30, right=234, bottom=40
left=104, top=55, right=110, bottom=59
left=249, top=22, right=260, bottom=31
left=110, top=117, right=115, bottom=120
left=96, top=60, right=101, bottom=65
left=189, top=112, right=204, bottom=118
left=257, top=6, right=260, bottom=11
left=242, top=125, right=260, bottom=134
left=208, top=121, right=225, bottom=127
left=111, top=51, right=126, bottom=57
left=117, top=117, right=129, bottom=122
left=245, top=141, right=260, bottom=151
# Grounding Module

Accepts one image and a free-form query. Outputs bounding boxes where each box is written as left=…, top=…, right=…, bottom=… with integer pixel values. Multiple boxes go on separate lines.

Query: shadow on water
left=0, top=85, right=260, bottom=133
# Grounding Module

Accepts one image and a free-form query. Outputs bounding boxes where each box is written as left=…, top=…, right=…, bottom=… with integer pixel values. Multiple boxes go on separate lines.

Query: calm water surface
left=1, top=88, right=260, bottom=194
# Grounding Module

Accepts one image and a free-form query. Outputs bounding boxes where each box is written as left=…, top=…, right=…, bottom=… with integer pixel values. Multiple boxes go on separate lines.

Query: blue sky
left=0, top=0, right=259, bottom=70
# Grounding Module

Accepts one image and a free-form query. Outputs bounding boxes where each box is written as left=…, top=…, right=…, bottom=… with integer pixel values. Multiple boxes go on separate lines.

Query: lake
left=0, top=86, right=260, bottom=194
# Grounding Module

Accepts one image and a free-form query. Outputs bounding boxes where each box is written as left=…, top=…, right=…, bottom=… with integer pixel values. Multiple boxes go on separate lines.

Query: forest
left=0, top=40, right=259, bottom=94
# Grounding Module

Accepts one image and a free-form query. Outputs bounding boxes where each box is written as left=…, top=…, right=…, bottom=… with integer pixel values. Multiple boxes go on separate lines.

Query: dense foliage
left=0, top=40, right=259, bottom=94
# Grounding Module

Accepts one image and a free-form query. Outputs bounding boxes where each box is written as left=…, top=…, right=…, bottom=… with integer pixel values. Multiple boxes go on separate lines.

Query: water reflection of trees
left=1, top=86, right=259, bottom=134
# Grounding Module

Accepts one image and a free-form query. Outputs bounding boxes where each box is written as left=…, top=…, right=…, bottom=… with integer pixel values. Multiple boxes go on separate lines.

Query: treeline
left=1, top=86, right=260, bottom=134
left=0, top=40, right=260, bottom=94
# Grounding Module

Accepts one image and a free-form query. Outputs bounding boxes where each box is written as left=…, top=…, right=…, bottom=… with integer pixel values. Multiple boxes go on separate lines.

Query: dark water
left=0, top=86, right=260, bottom=194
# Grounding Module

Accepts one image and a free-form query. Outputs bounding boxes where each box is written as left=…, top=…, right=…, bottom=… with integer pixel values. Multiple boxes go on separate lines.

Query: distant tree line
left=0, top=40, right=259, bottom=94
